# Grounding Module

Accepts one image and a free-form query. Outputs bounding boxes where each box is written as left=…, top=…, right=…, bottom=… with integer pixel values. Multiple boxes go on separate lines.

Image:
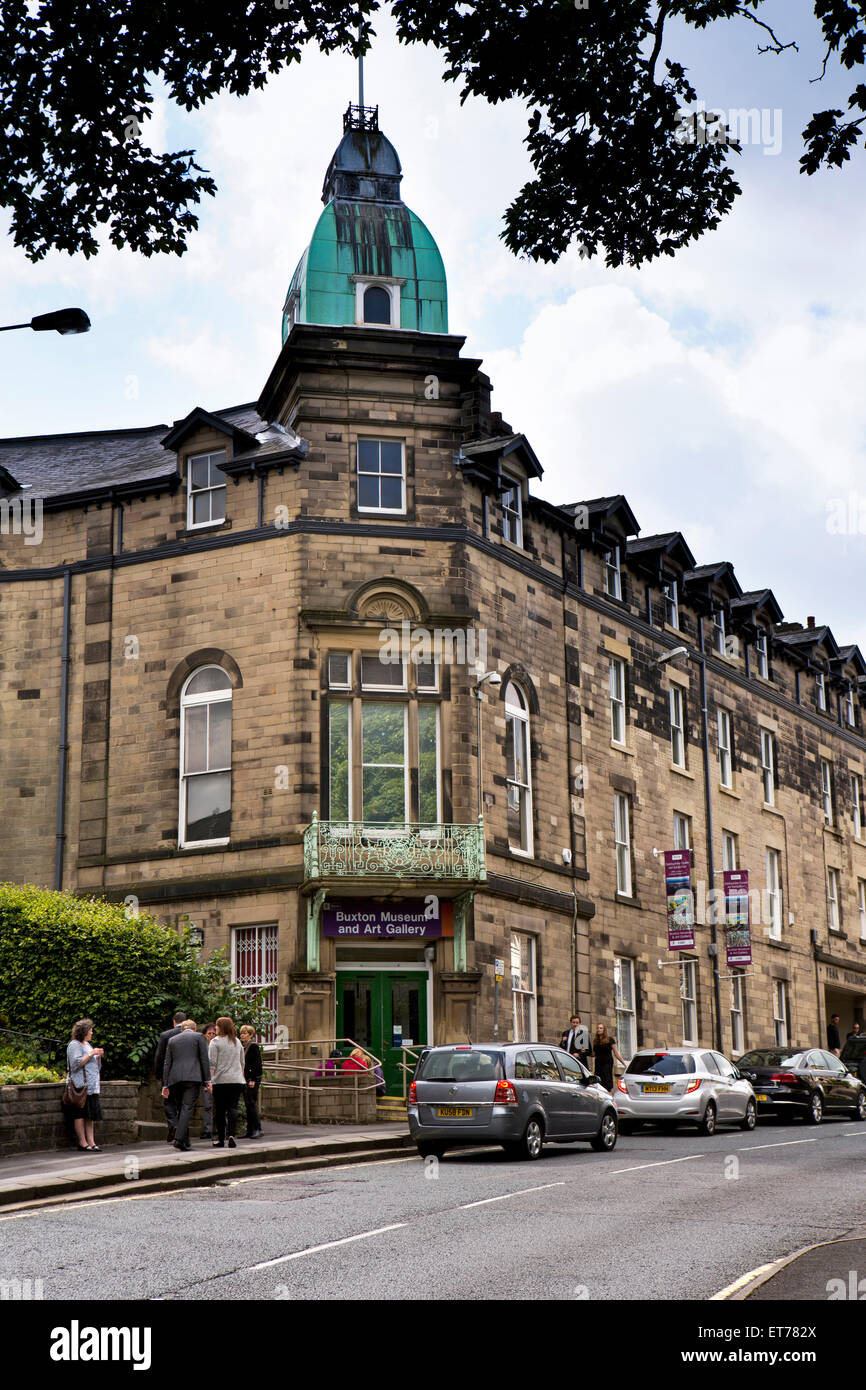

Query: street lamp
left=0, top=308, right=91, bottom=336
left=472, top=669, right=502, bottom=821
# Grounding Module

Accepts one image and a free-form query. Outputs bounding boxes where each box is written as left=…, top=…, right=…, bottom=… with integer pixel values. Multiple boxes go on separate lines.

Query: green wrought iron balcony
left=303, top=814, right=486, bottom=885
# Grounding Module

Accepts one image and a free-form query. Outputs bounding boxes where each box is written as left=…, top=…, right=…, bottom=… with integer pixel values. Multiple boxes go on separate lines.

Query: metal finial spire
left=358, top=25, right=364, bottom=108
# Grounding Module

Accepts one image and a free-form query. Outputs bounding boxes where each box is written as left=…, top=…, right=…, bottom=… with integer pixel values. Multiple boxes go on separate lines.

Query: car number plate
left=436, top=1106, right=473, bottom=1118
left=756, top=1093, right=769, bottom=1102
left=642, top=1084, right=670, bottom=1094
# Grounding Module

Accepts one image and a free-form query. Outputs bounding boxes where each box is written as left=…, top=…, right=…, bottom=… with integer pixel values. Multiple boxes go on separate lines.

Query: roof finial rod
left=358, top=23, right=364, bottom=109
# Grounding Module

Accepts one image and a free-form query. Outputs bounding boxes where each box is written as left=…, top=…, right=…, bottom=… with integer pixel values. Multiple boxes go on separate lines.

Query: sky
left=2, top=0, right=865, bottom=646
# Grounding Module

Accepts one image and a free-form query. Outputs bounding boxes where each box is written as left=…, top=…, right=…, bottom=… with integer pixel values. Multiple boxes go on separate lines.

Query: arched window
left=504, top=681, right=533, bottom=855
left=363, top=285, right=392, bottom=324
left=180, top=667, right=232, bottom=846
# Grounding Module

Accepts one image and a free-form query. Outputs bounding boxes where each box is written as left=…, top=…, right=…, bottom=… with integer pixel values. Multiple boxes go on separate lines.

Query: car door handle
left=541, top=1089, right=550, bottom=1096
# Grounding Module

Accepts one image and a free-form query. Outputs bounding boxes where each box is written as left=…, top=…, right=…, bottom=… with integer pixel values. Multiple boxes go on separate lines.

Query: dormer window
left=663, top=579, right=679, bottom=630
left=816, top=670, right=827, bottom=712
left=712, top=605, right=726, bottom=655
left=501, top=476, right=523, bottom=547
left=604, top=546, right=622, bottom=600
left=845, top=686, right=856, bottom=728
left=754, top=629, right=769, bottom=679
left=187, top=450, right=228, bottom=529
left=354, top=278, right=401, bottom=327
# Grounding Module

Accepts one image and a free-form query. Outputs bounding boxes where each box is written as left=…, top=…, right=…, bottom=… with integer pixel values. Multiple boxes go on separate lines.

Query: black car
left=841, top=1035, right=866, bottom=1083
left=735, top=1048, right=866, bottom=1124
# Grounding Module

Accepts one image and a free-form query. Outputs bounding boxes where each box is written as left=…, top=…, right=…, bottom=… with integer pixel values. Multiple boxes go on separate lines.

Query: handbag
left=63, top=1076, right=87, bottom=1109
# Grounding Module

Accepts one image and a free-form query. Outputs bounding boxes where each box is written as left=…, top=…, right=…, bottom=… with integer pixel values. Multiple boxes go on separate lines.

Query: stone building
left=2, top=105, right=865, bottom=1089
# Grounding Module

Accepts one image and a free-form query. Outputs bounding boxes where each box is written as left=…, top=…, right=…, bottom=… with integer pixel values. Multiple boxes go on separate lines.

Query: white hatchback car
left=614, top=1047, right=756, bottom=1135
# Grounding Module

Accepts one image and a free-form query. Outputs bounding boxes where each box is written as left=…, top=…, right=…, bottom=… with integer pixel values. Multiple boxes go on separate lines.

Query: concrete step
left=135, top=1120, right=166, bottom=1140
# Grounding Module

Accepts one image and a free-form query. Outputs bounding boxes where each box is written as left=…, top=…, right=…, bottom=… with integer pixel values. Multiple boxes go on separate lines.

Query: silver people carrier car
left=408, top=1043, right=618, bottom=1159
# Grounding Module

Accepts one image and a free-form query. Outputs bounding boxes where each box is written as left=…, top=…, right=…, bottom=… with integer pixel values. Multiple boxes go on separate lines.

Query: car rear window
left=625, top=1053, right=695, bottom=1076
left=737, top=1051, right=801, bottom=1069
left=416, top=1049, right=504, bottom=1083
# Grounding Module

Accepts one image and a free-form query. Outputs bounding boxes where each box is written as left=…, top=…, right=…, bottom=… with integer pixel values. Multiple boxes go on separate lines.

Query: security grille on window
left=357, top=439, right=405, bottom=513
left=663, top=580, right=679, bottom=629
left=821, top=758, right=834, bottom=826
left=604, top=547, right=622, bottom=600
left=614, top=957, right=636, bottom=1061
left=680, top=959, right=697, bottom=1043
left=670, top=685, right=685, bottom=768
left=827, top=867, right=842, bottom=932
left=501, top=478, right=523, bottom=547
left=717, top=709, right=733, bottom=788
left=233, top=924, right=278, bottom=1044
left=754, top=630, right=769, bottom=679
left=760, top=730, right=775, bottom=806
left=505, top=682, right=533, bottom=855
left=511, top=932, right=537, bottom=1042
left=766, top=848, right=782, bottom=940
left=730, top=973, right=745, bottom=1055
left=773, top=981, right=788, bottom=1047
left=180, top=667, right=232, bottom=846
left=614, top=792, right=632, bottom=896
left=187, top=450, right=228, bottom=528
left=610, top=658, right=626, bottom=744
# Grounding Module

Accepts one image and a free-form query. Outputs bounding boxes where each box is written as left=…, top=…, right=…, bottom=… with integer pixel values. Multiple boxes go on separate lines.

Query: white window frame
left=827, top=867, right=842, bottom=932
left=186, top=449, right=228, bottom=530
left=854, top=773, right=863, bottom=840
left=604, top=546, right=622, bottom=600
left=730, top=972, right=745, bottom=1055
left=680, top=958, right=698, bottom=1044
left=722, top=831, right=738, bottom=872
left=845, top=687, right=856, bottom=728
left=859, top=880, right=866, bottom=942
left=500, top=475, right=524, bottom=548
left=179, top=667, right=232, bottom=849
left=760, top=729, right=775, bottom=806
left=354, top=278, right=401, bottom=327
left=614, top=957, right=637, bottom=1061
left=610, top=657, right=626, bottom=745
left=361, top=653, right=407, bottom=692
left=821, top=758, right=834, bottom=826
left=614, top=792, right=632, bottom=897
left=231, top=924, right=279, bottom=1044
left=511, top=932, right=537, bottom=1043
left=766, top=848, right=782, bottom=940
left=356, top=438, right=406, bottom=515
left=670, top=685, right=685, bottom=768
left=663, top=579, right=679, bottom=630
left=717, top=708, right=733, bottom=788
left=673, top=812, right=691, bottom=851
left=327, top=653, right=352, bottom=690
left=816, top=670, right=827, bottom=712
left=754, top=630, right=769, bottom=679
left=505, top=683, right=534, bottom=857
left=712, top=606, right=727, bottom=655
left=773, top=980, right=788, bottom=1048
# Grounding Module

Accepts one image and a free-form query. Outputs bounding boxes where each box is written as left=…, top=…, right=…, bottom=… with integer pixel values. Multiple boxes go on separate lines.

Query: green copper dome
left=282, top=109, right=448, bottom=341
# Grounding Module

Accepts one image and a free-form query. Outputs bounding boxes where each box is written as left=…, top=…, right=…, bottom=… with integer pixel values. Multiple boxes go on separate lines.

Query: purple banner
left=664, top=849, right=695, bottom=950
left=322, top=899, right=453, bottom=939
left=723, top=870, right=752, bottom=967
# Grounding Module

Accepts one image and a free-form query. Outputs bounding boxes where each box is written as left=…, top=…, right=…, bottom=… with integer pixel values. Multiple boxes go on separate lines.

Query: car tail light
left=685, top=1078, right=702, bottom=1093
left=616, top=1076, right=629, bottom=1094
left=408, top=1081, right=417, bottom=1103
left=494, top=1080, right=518, bottom=1104
left=770, top=1072, right=799, bottom=1085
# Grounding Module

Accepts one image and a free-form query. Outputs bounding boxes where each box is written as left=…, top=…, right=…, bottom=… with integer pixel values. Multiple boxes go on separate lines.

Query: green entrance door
left=336, top=971, right=428, bottom=1096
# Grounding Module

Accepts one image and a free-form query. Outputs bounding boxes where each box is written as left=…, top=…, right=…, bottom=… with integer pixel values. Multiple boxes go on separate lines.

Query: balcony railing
left=303, top=814, right=486, bottom=883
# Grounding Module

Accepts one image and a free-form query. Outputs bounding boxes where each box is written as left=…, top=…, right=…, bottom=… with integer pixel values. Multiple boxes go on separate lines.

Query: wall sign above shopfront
left=322, top=898, right=454, bottom=939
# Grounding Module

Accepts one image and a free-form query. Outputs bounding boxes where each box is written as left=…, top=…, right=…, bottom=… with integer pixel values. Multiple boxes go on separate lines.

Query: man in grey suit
left=162, top=1019, right=212, bottom=1151
left=154, top=1010, right=187, bottom=1141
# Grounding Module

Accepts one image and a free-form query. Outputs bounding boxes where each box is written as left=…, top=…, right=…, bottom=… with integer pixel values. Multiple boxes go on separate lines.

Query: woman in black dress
left=593, top=1022, right=626, bottom=1092
left=239, top=1025, right=264, bottom=1138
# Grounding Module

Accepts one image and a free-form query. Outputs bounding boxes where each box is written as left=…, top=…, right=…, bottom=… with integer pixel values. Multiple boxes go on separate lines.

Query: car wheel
left=697, top=1102, right=716, bottom=1136
left=739, top=1098, right=757, bottom=1131
left=806, top=1092, right=823, bottom=1125
left=852, top=1091, right=866, bottom=1122
left=518, top=1116, right=544, bottom=1160
left=417, top=1142, right=444, bottom=1159
left=591, top=1110, right=618, bottom=1152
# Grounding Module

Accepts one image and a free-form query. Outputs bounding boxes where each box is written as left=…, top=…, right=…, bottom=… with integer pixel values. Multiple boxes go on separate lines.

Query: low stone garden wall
left=0, top=1081, right=140, bottom=1156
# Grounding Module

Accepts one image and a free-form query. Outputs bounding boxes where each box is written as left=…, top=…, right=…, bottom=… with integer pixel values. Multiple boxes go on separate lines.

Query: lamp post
left=472, top=669, right=502, bottom=821
left=0, top=308, right=91, bottom=336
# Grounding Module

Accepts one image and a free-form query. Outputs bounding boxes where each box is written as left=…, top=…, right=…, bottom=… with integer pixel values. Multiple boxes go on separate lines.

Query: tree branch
left=733, top=5, right=798, bottom=56
left=647, top=0, right=672, bottom=85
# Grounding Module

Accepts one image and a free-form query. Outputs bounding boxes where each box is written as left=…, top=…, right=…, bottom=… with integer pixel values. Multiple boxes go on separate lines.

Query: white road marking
left=738, top=1139, right=818, bottom=1152
left=246, top=1222, right=407, bottom=1270
left=460, top=1182, right=565, bottom=1209
left=611, top=1154, right=705, bottom=1174
left=710, top=1263, right=780, bottom=1300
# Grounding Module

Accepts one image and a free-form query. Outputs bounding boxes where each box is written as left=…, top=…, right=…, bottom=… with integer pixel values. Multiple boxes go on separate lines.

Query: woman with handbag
left=65, top=1018, right=104, bottom=1151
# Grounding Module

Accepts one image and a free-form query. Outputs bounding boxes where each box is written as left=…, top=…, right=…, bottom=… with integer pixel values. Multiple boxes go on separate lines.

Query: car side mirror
left=584, top=1073, right=601, bottom=1086
left=731, top=1068, right=741, bottom=1080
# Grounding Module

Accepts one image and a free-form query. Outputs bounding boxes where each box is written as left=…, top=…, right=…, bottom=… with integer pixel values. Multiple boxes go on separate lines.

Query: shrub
left=0, top=1064, right=64, bottom=1084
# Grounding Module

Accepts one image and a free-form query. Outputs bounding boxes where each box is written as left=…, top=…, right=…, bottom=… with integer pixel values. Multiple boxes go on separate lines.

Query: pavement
left=0, top=1119, right=413, bottom=1213
left=716, top=1229, right=866, bottom=1301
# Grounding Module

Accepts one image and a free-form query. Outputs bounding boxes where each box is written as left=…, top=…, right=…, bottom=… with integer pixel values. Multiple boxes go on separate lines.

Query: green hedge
left=0, top=1064, right=64, bottom=1084
left=0, top=883, right=185, bottom=1081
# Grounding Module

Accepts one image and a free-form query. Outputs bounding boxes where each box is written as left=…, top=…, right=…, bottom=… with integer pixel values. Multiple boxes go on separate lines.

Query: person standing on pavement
left=162, top=1018, right=212, bottom=1151
left=66, top=1019, right=104, bottom=1152
left=848, top=1021, right=862, bottom=1041
left=154, top=1010, right=187, bottom=1142
left=239, top=1025, right=264, bottom=1139
left=209, top=1017, right=245, bottom=1148
left=559, top=1015, right=591, bottom=1069
left=592, top=1022, right=626, bottom=1092
left=198, top=1022, right=217, bottom=1137
left=827, top=1014, right=842, bottom=1055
